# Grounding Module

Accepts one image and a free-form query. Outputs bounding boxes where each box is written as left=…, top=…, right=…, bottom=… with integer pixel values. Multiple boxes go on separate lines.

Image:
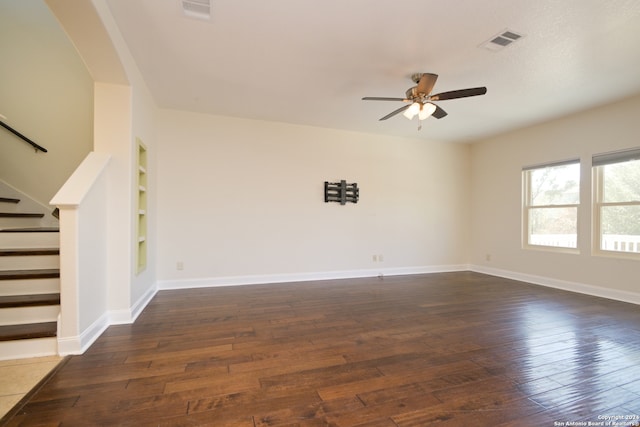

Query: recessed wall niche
left=136, top=138, right=148, bottom=274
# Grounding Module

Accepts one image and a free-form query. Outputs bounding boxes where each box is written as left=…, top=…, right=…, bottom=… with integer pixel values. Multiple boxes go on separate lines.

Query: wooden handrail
left=0, top=120, right=47, bottom=153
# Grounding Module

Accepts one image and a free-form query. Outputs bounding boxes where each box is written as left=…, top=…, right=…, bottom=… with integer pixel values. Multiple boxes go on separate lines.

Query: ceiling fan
left=362, top=73, right=487, bottom=125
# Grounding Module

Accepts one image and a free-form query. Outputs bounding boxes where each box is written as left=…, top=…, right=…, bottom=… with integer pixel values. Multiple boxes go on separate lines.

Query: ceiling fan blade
left=431, top=104, right=448, bottom=119
left=362, top=97, right=407, bottom=102
left=416, top=73, right=438, bottom=95
left=430, top=87, right=487, bottom=101
left=379, top=105, right=410, bottom=121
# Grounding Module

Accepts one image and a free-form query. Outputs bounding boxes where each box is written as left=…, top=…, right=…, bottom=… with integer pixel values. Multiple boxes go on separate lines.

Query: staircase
left=0, top=196, right=60, bottom=360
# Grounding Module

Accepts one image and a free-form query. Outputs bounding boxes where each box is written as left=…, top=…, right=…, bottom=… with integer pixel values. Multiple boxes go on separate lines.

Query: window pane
left=529, top=163, right=580, bottom=205
left=529, top=207, right=577, bottom=248
left=600, top=205, right=640, bottom=253
left=602, top=159, right=640, bottom=203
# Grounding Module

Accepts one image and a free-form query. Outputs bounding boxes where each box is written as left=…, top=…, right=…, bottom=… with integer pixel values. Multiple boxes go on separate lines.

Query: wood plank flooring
left=2, top=272, right=640, bottom=426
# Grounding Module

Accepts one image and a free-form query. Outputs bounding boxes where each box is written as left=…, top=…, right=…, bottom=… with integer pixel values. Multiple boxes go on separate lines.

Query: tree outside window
left=523, top=161, right=580, bottom=249
left=594, top=153, right=640, bottom=255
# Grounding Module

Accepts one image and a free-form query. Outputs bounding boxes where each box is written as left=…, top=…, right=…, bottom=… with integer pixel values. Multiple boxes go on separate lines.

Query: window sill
left=522, top=244, right=580, bottom=255
left=592, top=249, right=640, bottom=261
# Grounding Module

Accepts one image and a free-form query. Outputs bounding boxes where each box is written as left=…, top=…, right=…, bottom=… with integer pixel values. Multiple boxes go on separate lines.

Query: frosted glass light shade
left=402, top=102, right=421, bottom=120
left=418, top=103, right=437, bottom=120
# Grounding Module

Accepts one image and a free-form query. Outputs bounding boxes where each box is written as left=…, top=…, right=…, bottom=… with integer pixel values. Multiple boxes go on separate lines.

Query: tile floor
left=0, top=356, right=62, bottom=419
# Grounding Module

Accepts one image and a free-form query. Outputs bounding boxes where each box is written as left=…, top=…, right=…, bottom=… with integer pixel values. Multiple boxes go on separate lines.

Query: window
left=593, top=148, right=640, bottom=256
left=523, top=160, right=580, bottom=249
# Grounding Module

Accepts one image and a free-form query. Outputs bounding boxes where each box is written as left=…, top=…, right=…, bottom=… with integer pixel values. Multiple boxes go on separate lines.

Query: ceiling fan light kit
left=403, top=102, right=437, bottom=121
left=402, top=102, right=421, bottom=120
left=362, top=73, right=487, bottom=127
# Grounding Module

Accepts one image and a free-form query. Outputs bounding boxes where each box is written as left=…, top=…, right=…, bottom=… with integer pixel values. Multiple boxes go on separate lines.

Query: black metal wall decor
left=324, top=180, right=359, bottom=205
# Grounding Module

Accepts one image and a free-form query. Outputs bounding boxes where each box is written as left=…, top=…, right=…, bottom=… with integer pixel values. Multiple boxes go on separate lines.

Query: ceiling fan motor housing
left=406, top=86, right=429, bottom=102
left=411, top=73, right=429, bottom=84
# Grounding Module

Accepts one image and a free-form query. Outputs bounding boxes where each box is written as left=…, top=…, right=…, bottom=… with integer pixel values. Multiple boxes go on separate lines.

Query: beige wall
left=86, top=0, right=158, bottom=319
left=156, top=111, right=470, bottom=285
left=470, top=94, right=640, bottom=299
left=0, top=0, right=93, bottom=205
left=42, top=0, right=158, bottom=332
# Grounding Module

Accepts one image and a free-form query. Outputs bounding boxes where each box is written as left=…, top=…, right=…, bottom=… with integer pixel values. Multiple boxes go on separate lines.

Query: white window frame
left=522, top=159, right=580, bottom=252
left=592, top=147, right=640, bottom=259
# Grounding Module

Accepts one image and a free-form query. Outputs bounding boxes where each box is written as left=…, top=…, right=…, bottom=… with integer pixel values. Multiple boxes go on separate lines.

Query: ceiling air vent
left=480, top=30, right=524, bottom=52
left=182, top=0, right=210, bottom=20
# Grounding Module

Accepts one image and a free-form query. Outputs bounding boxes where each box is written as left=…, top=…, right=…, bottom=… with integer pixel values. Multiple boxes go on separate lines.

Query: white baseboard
left=382, top=264, right=470, bottom=276
left=470, top=265, right=640, bottom=306
left=109, top=283, right=158, bottom=325
left=57, top=312, right=110, bottom=356
left=57, top=284, right=158, bottom=355
left=129, top=284, right=158, bottom=323
left=157, top=264, right=469, bottom=290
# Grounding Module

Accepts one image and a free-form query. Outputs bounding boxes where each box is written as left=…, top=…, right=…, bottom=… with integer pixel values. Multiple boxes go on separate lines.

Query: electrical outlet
left=378, top=254, right=384, bottom=262
left=372, top=255, right=378, bottom=262
left=177, top=261, right=184, bottom=270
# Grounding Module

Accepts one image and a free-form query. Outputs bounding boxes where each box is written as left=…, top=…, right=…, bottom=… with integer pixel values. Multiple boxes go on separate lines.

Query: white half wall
left=157, top=111, right=471, bottom=285
left=470, top=94, right=640, bottom=298
left=51, top=152, right=110, bottom=355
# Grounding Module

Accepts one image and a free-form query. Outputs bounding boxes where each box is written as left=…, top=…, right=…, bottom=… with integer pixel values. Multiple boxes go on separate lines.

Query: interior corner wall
left=470, top=94, right=640, bottom=298
left=86, top=0, right=158, bottom=318
left=156, top=110, right=471, bottom=286
left=129, top=79, right=157, bottom=309
left=81, top=79, right=157, bottom=324
left=93, top=82, right=133, bottom=315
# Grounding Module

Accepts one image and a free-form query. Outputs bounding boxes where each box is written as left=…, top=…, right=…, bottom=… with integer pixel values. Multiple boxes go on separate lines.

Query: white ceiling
left=105, top=0, right=640, bottom=143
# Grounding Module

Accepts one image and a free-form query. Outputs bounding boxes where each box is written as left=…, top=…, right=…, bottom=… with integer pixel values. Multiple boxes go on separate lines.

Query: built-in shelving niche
left=136, top=138, right=148, bottom=274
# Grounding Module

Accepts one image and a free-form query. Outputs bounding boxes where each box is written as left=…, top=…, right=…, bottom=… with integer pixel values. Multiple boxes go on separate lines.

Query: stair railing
left=0, top=119, right=47, bottom=153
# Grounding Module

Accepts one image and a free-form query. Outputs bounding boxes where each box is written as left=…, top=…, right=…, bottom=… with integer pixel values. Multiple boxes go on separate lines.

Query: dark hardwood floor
left=3, top=272, right=640, bottom=426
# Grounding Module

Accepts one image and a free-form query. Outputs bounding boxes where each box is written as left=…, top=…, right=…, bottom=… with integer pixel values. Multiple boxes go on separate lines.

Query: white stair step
left=0, top=254, right=60, bottom=270
left=0, top=278, right=60, bottom=296
left=0, top=337, right=58, bottom=361
left=0, top=305, right=60, bottom=326
left=0, top=231, right=59, bottom=248
left=0, top=202, right=21, bottom=213
left=0, top=217, right=45, bottom=228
